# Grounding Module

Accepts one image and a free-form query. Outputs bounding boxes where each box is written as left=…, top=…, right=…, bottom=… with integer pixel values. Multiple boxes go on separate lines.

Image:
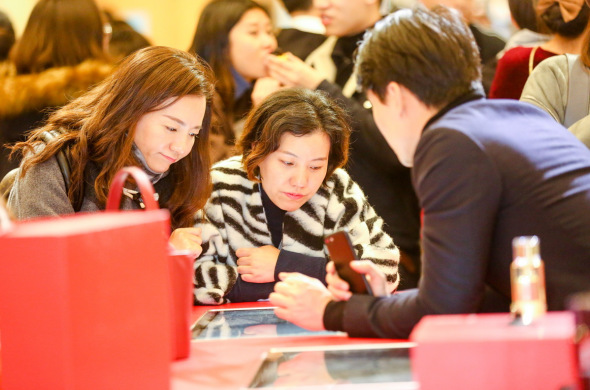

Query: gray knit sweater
left=8, top=153, right=170, bottom=220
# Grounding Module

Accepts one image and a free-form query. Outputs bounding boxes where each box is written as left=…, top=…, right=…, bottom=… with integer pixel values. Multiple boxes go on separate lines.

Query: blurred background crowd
left=0, top=0, right=512, bottom=51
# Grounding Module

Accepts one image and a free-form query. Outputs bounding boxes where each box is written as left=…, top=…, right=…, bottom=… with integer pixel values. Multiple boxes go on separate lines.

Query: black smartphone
left=324, top=230, right=373, bottom=295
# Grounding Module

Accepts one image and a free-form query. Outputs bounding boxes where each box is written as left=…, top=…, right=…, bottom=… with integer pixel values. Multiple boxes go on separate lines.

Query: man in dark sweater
left=269, top=6, right=590, bottom=338
left=267, top=0, right=422, bottom=289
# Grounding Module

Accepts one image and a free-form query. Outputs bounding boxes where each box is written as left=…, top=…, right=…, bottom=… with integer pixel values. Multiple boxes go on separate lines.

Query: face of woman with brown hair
left=133, top=95, right=207, bottom=173
left=228, top=7, right=277, bottom=81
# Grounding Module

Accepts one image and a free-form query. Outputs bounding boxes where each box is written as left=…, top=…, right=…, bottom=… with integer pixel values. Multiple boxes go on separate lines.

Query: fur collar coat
left=0, top=60, right=112, bottom=178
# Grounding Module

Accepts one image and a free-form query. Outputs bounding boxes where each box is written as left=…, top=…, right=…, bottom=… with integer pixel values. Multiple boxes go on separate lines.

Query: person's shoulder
left=324, top=168, right=365, bottom=196
left=460, top=98, right=546, bottom=119
left=499, top=46, right=535, bottom=63
left=212, top=155, right=242, bottom=169
left=430, top=99, right=537, bottom=135
left=326, top=167, right=351, bottom=185
left=429, top=99, right=556, bottom=148
left=211, top=155, right=250, bottom=184
left=14, top=153, right=63, bottom=191
left=532, top=53, right=570, bottom=73
left=523, top=54, right=570, bottom=96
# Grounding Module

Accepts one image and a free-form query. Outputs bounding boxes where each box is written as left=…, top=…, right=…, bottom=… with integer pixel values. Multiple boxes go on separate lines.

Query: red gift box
left=410, top=312, right=580, bottom=390
left=106, top=166, right=194, bottom=361
left=0, top=210, right=172, bottom=390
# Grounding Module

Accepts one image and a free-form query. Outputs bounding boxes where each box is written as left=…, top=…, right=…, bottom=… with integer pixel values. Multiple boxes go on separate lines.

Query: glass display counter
left=248, top=342, right=417, bottom=388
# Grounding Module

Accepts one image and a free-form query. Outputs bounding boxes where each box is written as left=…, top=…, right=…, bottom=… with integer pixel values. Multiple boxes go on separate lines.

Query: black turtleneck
left=260, top=184, right=286, bottom=248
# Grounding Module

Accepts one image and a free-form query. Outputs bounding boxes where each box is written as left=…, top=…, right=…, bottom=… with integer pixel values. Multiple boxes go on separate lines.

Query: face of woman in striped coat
left=257, top=130, right=331, bottom=211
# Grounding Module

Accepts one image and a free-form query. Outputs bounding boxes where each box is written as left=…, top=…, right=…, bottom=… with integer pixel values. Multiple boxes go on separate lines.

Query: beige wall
left=0, top=0, right=35, bottom=37
left=97, top=0, right=208, bottom=50
left=0, top=0, right=209, bottom=50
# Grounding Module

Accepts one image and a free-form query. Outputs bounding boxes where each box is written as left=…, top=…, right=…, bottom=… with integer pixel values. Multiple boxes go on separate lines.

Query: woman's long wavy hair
left=188, top=0, right=270, bottom=120
left=13, top=46, right=215, bottom=228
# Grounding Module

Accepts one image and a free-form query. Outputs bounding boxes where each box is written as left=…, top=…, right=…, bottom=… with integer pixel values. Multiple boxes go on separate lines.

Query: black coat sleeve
left=324, top=128, right=503, bottom=338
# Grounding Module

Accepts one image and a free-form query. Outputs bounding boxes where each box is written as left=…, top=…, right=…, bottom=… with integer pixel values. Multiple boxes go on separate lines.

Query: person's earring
left=102, top=22, right=112, bottom=54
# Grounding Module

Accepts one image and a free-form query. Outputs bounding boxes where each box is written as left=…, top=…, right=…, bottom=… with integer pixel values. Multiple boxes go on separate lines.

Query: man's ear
left=392, top=83, right=420, bottom=118
left=384, top=81, right=403, bottom=115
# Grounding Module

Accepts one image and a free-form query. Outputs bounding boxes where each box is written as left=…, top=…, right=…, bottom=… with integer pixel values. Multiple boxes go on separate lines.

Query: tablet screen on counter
left=191, top=307, right=344, bottom=340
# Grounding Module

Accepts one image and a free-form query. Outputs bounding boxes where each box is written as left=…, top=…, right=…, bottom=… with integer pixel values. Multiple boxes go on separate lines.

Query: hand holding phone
left=324, top=230, right=373, bottom=295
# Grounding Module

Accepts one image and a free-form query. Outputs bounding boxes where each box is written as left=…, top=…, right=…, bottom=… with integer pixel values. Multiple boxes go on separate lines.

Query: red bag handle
left=106, top=166, right=159, bottom=211
left=0, top=200, right=14, bottom=234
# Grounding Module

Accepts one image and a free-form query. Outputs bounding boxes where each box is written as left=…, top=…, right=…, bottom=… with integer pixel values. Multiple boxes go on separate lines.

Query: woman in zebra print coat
left=194, top=88, right=400, bottom=304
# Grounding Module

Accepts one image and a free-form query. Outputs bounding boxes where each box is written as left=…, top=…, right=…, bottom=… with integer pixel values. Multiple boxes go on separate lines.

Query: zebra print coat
left=194, top=156, right=400, bottom=304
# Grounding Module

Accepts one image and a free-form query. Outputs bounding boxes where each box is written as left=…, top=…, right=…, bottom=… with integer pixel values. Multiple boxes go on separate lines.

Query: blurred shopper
left=521, top=15, right=590, bottom=148
left=277, top=0, right=326, bottom=59
left=266, top=0, right=422, bottom=290
left=8, top=46, right=214, bottom=258
left=270, top=7, right=590, bottom=339
left=189, top=0, right=282, bottom=138
left=0, top=0, right=113, bottom=179
left=419, top=0, right=506, bottom=95
left=491, top=0, right=590, bottom=99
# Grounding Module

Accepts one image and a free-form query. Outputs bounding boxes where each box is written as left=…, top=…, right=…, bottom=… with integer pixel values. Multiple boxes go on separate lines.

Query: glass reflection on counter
left=192, top=307, right=342, bottom=340
left=249, top=343, right=416, bottom=388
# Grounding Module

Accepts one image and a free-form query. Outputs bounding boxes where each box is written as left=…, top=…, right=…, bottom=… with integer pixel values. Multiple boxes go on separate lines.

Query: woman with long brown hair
left=8, top=46, right=215, bottom=256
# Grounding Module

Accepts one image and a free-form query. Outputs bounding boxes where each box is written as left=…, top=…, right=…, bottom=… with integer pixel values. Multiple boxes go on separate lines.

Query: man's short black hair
left=355, top=6, right=482, bottom=108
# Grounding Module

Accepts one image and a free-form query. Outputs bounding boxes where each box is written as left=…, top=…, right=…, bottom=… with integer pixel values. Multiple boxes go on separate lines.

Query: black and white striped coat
left=194, top=156, right=400, bottom=304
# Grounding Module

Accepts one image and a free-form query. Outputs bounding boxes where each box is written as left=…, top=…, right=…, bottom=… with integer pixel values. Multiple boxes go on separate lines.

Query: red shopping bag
left=0, top=189, right=171, bottom=389
left=106, top=166, right=194, bottom=361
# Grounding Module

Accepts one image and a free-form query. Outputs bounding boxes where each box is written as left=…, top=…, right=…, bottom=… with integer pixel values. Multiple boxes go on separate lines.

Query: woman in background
left=8, top=46, right=214, bottom=257
left=520, top=18, right=590, bottom=149
left=189, top=0, right=282, bottom=138
left=497, top=0, right=550, bottom=56
left=193, top=88, right=400, bottom=305
left=490, top=0, right=590, bottom=99
left=0, top=0, right=113, bottom=179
